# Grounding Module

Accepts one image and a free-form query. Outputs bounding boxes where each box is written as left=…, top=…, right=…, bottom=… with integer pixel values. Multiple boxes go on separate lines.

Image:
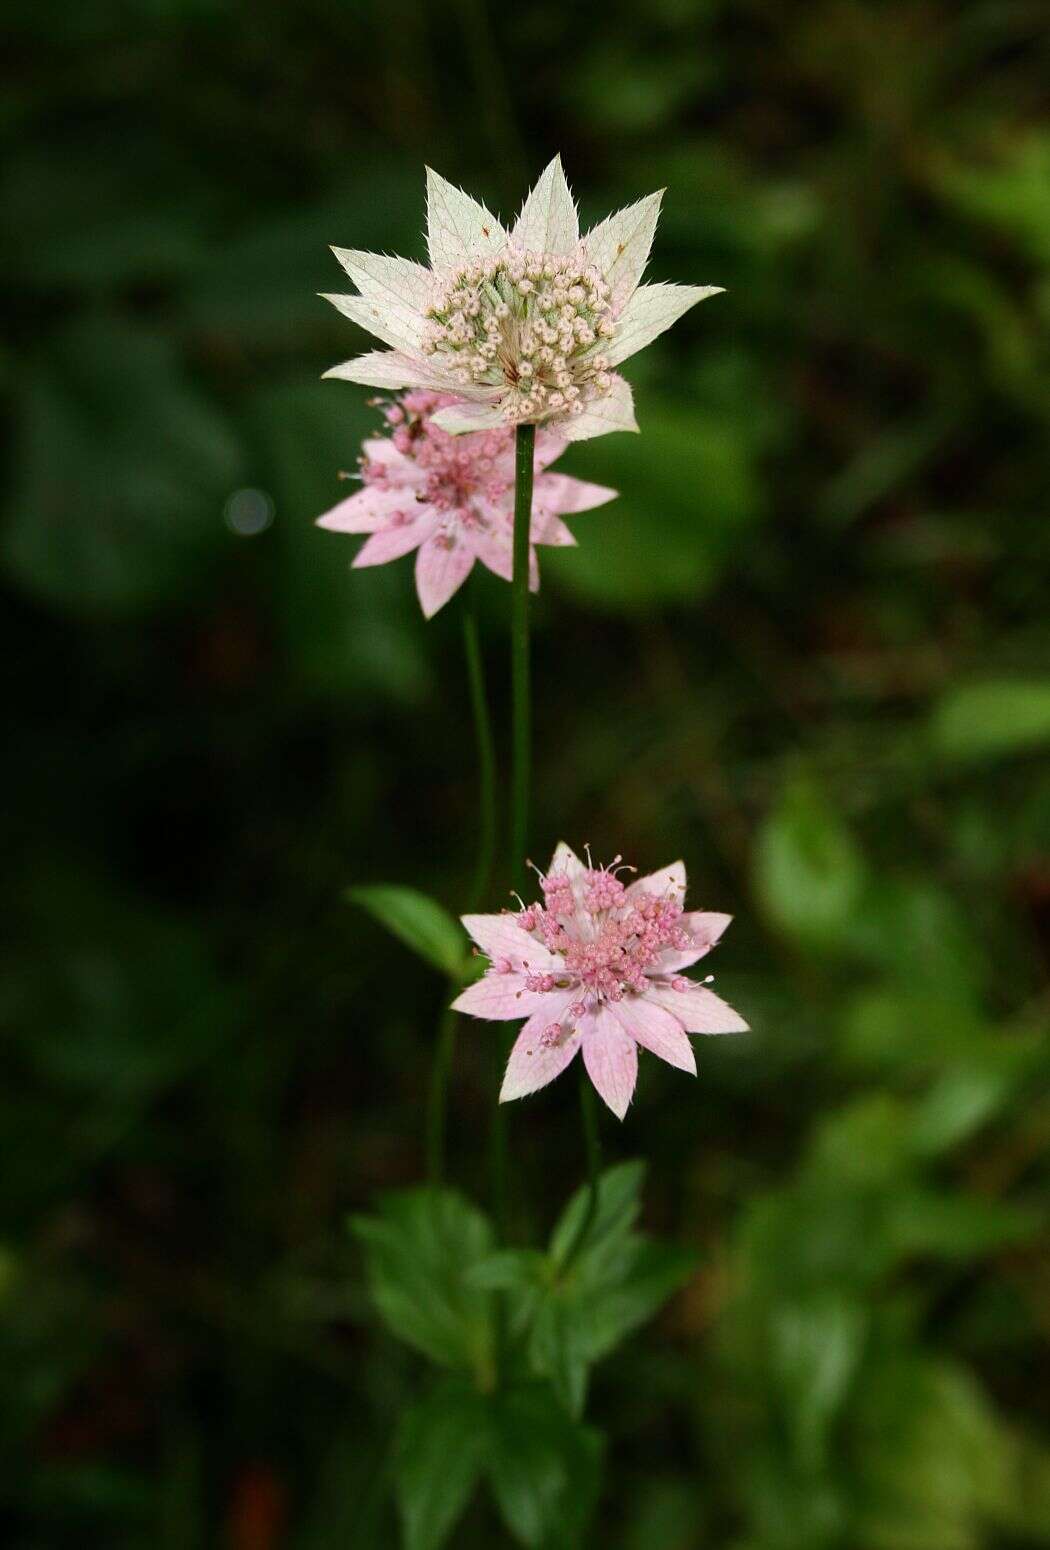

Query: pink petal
left=534, top=431, right=570, bottom=471
left=533, top=472, right=618, bottom=515
left=317, top=486, right=410, bottom=534
left=547, top=842, right=585, bottom=881
left=500, top=996, right=582, bottom=1103
left=656, top=911, right=733, bottom=972
left=361, top=437, right=417, bottom=484
left=471, top=528, right=513, bottom=583
left=646, top=983, right=749, bottom=1034
left=609, top=997, right=696, bottom=1075
left=451, top=973, right=557, bottom=1022
left=582, top=1006, right=638, bottom=1120
left=415, top=535, right=474, bottom=617
left=351, top=512, right=435, bottom=567
left=531, top=513, right=576, bottom=548
left=461, top=913, right=560, bottom=972
left=685, top=911, right=732, bottom=948
left=471, top=530, right=539, bottom=591
left=626, top=860, right=687, bottom=903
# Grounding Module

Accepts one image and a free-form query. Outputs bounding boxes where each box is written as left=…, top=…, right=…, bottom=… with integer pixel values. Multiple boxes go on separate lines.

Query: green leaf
left=486, top=1384, right=602, bottom=1548
left=932, top=679, right=1050, bottom=764
left=502, top=1165, right=695, bottom=1416
left=346, top=886, right=469, bottom=978
left=754, top=779, right=867, bottom=950
left=351, top=1187, right=495, bottom=1376
left=2, top=318, right=241, bottom=615
left=930, top=131, right=1050, bottom=265
left=854, top=1357, right=1015, bottom=1548
left=842, top=881, right=987, bottom=1001
left=582, top=1238, right=697, bottom=1363
left=769, top=1294, right=868, bottom=1469
left=549, top=1160, right=646, bottom=1269
left=465, top=1251, right=548, bottom=1291
left=527, top=1296, right=590, bottom=1419
left=909, top=1063, right=1021, bottom=1157
left=806, top=1095, right=915, bottom=1188
left=884, top=1188, right=1040, bottom=1261
left=544, top=401, right=762, bottom=609
left=395, top=1378, right=489, bottom=1550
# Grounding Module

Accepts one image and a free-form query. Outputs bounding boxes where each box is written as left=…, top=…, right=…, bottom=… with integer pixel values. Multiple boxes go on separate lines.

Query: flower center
left=361, top=391, right=516, bottom=529
left=518, top=862, right=692, bottom=1005
left=422, top=250, right=616, bottom=425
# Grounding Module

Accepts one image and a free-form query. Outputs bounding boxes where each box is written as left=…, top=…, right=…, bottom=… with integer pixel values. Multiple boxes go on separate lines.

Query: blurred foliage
left=3, top=0, right=1049, bottom=1544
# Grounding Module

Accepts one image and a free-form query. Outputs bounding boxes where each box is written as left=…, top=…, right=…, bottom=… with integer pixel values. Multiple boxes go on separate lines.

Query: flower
left=322, top=155, right=722, bottom=441
left=451, top=843, right=748, bottom=1119
left=317, top=390, right=616, bottom=617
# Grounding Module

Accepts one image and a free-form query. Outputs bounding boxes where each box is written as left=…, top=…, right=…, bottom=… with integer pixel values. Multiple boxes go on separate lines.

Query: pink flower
left=316, top=391, right=616, bottom=617
left=451, top=843, right=748, bottom=1120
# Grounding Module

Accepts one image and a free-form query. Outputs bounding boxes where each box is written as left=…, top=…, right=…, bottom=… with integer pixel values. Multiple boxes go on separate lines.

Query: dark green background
left=4, top=0, right=1050, bottom=1545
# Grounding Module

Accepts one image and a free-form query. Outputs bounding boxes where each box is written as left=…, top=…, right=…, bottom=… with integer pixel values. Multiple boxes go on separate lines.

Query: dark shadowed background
left=4, top=1, right=1050, bottom=1545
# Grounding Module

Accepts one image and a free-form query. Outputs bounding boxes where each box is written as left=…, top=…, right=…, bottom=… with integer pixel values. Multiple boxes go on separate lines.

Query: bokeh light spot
left=224, top=488, right=274, bottom=537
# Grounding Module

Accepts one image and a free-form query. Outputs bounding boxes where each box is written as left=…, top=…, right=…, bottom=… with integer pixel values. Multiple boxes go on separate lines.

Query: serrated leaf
left=503, top=1165, right=694, bottom=1415
left=582, top=1239, right=697, bottom=1361
left=549, top=1160, right=646, bottom=1270
left=486, top=1384, right=602, bottom=1548
left=351, top=1187, right=494, bottom=1375
left=528, top=1297, right=590, bottom=1418
left=395, top=1379, right=489, bottom=1550
left=346, top=886, right=469, bottom=978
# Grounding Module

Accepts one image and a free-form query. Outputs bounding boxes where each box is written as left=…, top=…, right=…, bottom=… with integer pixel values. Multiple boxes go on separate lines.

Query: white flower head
left=321, top=156, right=723, bottom=442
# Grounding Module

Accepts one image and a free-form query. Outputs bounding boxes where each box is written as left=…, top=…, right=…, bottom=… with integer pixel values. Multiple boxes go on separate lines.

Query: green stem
left=427, top=597, right=499, bottom=1188
left=462, top=601, right=497, bottom=912
left=560, top=1066, right=603, bottom=1273
left=427, top=1001, right=458, bottom=1185
left=489, top=422, right=535, bottom=1269
left=509, top=421, right=535, bottom=892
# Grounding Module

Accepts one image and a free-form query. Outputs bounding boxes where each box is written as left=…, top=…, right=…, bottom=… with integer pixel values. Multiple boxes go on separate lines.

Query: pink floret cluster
left=316, top=392, right=617, bottom=618
left=452, top=843, right=748, bottom=1120
left=517, top=862, right=692, bottom=1003
left=365, top=390, right=517, bottom=511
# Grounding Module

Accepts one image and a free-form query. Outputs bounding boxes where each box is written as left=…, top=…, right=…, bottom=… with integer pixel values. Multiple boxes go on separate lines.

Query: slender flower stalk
left=559, top=1065, right=603, bottom=1274
left=426, top=1002, right=458, bottom=1185
left=488, top=419, right=536, bottom=1253
left=462, top=599, right=497, bottom=911
left=427, top=593, right=499, bottom=1187
left=510, top=422, right=535, bottom=891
